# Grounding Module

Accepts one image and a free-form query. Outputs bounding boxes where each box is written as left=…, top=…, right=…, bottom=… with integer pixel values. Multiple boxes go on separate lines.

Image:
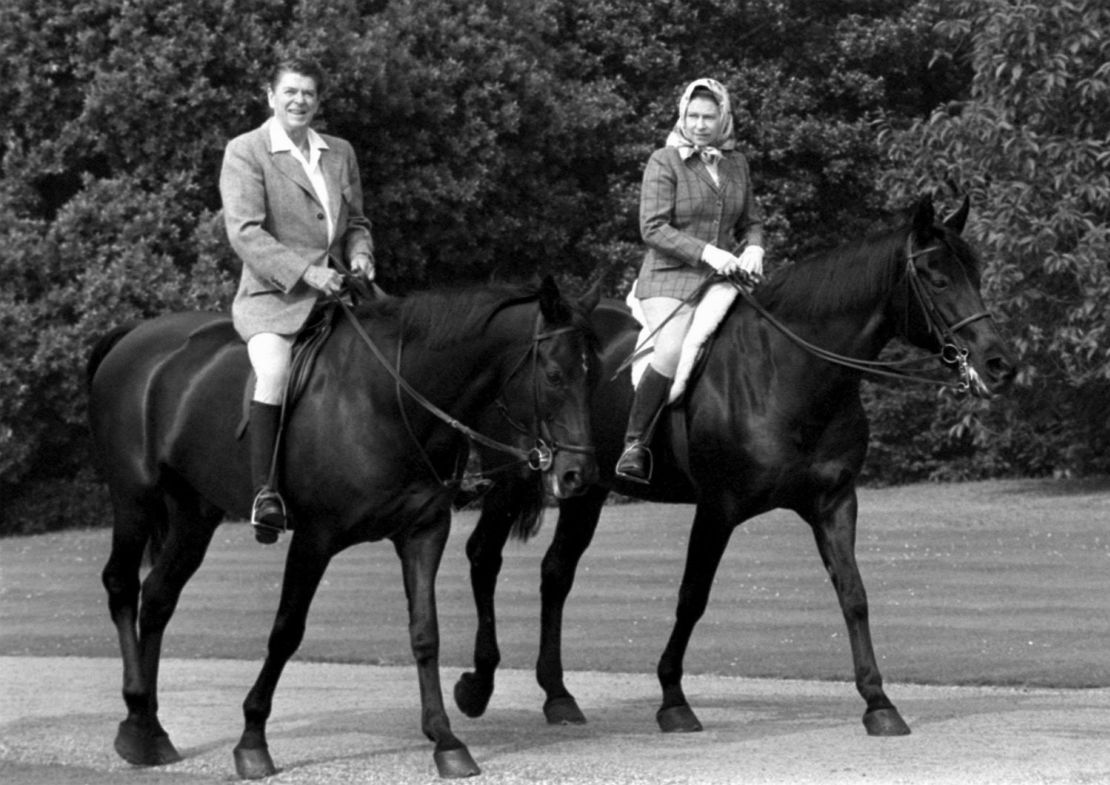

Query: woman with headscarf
left=616, top=78, right=764, bottom=483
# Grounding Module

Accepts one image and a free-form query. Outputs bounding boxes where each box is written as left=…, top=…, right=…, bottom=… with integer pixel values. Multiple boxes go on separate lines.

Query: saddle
left=626, top=281, right=740, bottom=403
left=233, top=301, right=340, bottom=441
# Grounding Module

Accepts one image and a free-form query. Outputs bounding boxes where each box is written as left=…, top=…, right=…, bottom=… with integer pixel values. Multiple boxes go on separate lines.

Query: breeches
left=640, top=297, right=695, bottom=378
left=247, top=332, right=294, bottom=405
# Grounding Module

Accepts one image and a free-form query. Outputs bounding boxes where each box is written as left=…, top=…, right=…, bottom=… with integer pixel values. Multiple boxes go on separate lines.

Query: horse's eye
left=921, top=260, right=950, bottom=289
left=547, top=369, right=565, bottom=387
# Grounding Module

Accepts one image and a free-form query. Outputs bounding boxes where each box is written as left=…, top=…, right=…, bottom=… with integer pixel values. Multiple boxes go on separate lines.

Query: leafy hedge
left=1, top=0, right=1106, bottom=533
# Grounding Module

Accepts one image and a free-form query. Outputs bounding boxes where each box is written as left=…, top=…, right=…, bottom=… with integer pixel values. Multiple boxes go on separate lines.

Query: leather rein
left=626, top=233, right=994, bottom=394
left=332, top=284, right=593, bottom=486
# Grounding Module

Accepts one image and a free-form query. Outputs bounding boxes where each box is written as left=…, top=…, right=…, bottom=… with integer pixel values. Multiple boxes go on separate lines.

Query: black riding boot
left=249, top=401, right=286, bottom=544
left=615, top=366, right=672, bottom=484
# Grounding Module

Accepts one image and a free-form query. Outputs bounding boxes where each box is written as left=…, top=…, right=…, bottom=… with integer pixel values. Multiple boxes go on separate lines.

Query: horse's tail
left=86, top=322, right=138, bottom=390
left=508, top=476, right=546, bottom=542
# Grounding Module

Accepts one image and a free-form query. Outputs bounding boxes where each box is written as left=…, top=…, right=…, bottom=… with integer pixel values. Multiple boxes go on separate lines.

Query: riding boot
left=248, top=401, right=286, bottom=544
left=615, top=366, right=672, bottom=484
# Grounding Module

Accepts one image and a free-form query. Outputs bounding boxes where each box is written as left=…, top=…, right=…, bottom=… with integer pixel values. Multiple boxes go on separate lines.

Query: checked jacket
left=635, top=146, right=763, bottom=300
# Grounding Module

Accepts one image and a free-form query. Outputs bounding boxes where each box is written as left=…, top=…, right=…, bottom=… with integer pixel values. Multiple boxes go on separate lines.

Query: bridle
left=333, top=290, right=594, bottom=487
left=900, top=234, right=993, bottom=392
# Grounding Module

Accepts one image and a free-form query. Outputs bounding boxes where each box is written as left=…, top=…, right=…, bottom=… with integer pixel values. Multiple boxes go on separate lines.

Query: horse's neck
left=753, top=304, right=892, bottom=364
left=386, top=327, right=514, bottom=422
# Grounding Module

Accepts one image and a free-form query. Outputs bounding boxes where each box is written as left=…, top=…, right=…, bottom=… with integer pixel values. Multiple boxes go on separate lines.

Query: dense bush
left=875, top=0, right=1110, bottom=480
left=1, top=0, right=1105, bottom=533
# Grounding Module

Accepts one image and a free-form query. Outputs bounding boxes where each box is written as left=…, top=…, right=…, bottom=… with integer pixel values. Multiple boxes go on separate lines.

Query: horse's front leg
left=805, top=485, right=911, bottom=736
left=454, top=482, right=520, bottom=718
left=233, top=531, right=333, bottom=779
left=397, top=515, right=480, bottom=778
left=656, top=503, right=733, bottom=733
left=537, top=484, right=607, bottom=724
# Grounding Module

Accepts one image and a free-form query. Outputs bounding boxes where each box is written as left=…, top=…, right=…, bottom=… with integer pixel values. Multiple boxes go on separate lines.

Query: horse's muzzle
left=547, top=453, right=598, bottom=499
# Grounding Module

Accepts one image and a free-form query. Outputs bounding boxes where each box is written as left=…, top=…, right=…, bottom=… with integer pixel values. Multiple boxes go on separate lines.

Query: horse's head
left=495, top=275, right=600, bottom=498
left=895, top=196, right=1017, bottom=398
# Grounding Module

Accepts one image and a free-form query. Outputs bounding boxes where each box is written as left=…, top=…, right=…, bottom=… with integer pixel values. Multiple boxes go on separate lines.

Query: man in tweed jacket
left=220, top=56, right=374, bottom=542
left=617, top=78, right=763, bottom=483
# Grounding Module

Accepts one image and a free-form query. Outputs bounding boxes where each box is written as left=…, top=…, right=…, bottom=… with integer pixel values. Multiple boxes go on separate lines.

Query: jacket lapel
left=688, top=157, right=721, bottom=193
left=717, top=155, right=742, bottom=197
left=271, top=152, right=319, bottom=205
left=321, top=147, right=344, bottom=224
left=261, top=125, right=320, bottom=205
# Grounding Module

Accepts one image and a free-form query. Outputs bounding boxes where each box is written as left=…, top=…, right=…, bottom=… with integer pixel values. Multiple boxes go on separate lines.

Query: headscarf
left=664, top=78, right=736, bottom=165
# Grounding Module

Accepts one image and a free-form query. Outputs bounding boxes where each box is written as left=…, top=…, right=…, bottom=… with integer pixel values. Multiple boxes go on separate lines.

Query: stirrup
left=250, top=489, right=287, bottom=543
left=615, top=443, right=653, bottom=485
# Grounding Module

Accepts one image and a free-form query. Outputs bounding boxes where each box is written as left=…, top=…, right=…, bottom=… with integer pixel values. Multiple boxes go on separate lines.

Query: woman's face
left=683, top=96, right=721, bottom=147
left=268, top=70, right=319, bottom=138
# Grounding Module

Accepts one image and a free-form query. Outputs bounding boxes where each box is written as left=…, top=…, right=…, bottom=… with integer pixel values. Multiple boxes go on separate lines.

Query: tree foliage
left=2, top=0, right=1103, bottom=530
left=877, top=0, right=1110, bottom=478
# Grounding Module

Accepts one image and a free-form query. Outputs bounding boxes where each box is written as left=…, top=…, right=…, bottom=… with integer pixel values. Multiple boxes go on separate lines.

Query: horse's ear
left=911, top=194, right=936, bottom=242
left=578, top=278, right=602, bottom=315
left=943, top=196, right=970, bottom=234
left=538, top=274, right=570, bottom=322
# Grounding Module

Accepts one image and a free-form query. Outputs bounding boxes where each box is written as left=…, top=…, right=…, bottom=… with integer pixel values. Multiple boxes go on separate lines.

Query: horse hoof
left=434, top=746, right=481, bottom=778
left=114, top=720, right=182, bottom=766
left=233, top=744, right=278, bottom=780
left=454, top=672, right=492, bottom=718
left=544, top=696, right=587, bottom=725
left=863, top=707, right=911, bottom=736
left=657, top=704, right=703, bottom=733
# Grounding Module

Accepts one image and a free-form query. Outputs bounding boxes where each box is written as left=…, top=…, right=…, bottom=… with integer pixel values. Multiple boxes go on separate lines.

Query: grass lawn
left=1, top=477, right=1108, bottom=688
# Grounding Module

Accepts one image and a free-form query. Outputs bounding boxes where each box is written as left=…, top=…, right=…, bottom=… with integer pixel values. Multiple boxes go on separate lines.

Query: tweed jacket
left=635, top=146, right=763, bottom=300
left=221, top=121, right=374, bottom=341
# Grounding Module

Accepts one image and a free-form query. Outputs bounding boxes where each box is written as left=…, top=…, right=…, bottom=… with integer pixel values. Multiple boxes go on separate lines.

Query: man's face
left=268, top=71, right=319, bottom=138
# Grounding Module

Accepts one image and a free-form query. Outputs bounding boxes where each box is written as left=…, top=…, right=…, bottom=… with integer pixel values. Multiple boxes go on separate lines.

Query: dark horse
left=454, top=197, right=1017, bottom=736
left=88, top=277, right=599, bottom=779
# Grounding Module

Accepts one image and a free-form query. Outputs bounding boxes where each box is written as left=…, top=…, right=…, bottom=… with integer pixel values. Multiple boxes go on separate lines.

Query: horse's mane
left=755, top=219, right=982, bottom=322
left=351, top=282, right=558, bottom=350
left=754, top=229, right=906, bottom=321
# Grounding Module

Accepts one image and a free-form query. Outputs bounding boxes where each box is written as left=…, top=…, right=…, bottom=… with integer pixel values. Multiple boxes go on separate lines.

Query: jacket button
left=317, top=212, right=325, bottom=220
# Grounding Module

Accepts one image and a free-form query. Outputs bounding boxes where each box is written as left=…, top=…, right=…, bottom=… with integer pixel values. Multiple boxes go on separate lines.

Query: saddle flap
left=236, top=302, right=340, bottom=440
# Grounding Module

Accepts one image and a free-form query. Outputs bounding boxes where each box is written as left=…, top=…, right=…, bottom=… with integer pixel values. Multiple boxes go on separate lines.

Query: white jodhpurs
left=639, top=296, right=696, bottom=378
left=246, top=332, right=294, bottom=405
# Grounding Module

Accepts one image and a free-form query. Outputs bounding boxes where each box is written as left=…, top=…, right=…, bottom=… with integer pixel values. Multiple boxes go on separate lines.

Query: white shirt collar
left=267, top=118, right=329, bottom=158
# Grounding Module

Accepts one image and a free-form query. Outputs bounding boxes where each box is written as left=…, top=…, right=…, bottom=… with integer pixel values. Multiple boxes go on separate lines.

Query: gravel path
left=2, top=656, right=1108, bottom=784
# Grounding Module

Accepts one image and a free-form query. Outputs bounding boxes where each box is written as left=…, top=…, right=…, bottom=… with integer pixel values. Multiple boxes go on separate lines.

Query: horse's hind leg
left=536, top=484, right=607, bottom=725
left=102, top=491, right=178, bottom=765
left=103, top=488, right=220, bottom=765
left=454, top=484, right=518, bottom=719
left=805, top=487, right=910, bottom=736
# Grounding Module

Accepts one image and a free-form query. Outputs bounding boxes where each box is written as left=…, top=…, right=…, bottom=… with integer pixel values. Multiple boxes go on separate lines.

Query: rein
left=619, top=233, right=993, bottom=393
left=735, top=234, right=993, bottom=392
left=331, top=287, right=588, bottom=486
